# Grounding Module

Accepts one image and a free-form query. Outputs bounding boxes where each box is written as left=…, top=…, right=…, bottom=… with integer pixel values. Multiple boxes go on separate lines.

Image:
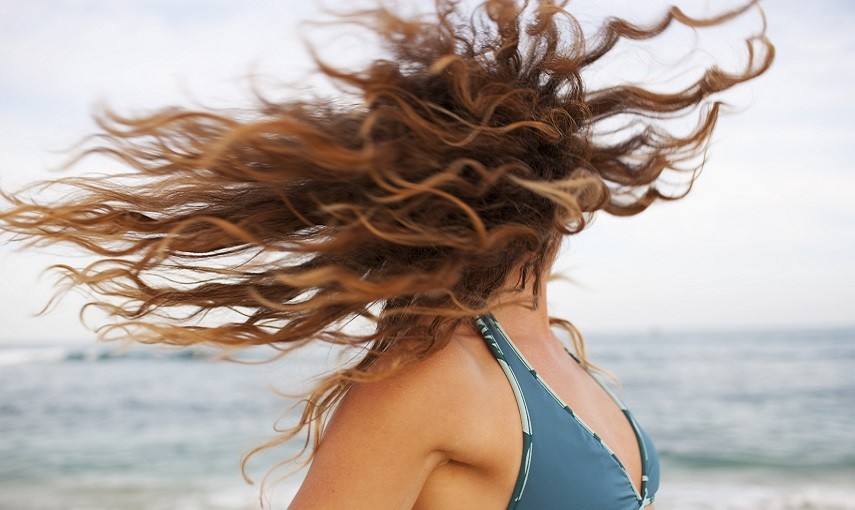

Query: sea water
left=1, top=326, right=853, bottom=509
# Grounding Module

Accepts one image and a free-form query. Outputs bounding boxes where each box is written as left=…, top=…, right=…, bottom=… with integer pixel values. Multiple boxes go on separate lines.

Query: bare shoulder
left=330, top=329, right=502, bottom=458
left=288, top=327, right=505, bottom=509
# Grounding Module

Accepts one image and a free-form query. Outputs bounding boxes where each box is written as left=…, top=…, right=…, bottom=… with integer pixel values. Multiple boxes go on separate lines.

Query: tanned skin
left=289, top=261, right=655, bottom=510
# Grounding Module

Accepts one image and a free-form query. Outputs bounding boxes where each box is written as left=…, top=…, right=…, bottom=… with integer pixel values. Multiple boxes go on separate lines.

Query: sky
left=0, top=0, right=853, bottom=343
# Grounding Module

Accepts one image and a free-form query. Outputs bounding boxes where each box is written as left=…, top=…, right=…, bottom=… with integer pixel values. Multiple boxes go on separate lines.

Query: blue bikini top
left=473, top=313, right=660, bottom=510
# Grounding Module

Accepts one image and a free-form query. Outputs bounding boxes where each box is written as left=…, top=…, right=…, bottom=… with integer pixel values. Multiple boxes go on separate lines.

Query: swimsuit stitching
left=486, top=313, right=647, bottom=501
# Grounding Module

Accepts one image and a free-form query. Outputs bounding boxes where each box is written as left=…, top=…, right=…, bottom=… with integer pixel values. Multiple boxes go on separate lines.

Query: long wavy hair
left=0, top=0, right=773, bottom=496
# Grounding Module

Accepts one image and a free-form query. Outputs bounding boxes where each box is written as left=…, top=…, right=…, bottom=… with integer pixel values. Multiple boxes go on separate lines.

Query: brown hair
left=0, top=0, right=773, bottom=494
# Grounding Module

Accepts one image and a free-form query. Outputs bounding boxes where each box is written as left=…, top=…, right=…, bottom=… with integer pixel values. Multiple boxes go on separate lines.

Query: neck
left=488, top=263, right=555, bottom=347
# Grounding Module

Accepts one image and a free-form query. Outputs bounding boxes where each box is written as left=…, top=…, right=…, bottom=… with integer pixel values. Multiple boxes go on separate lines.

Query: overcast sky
left=0, top=0, right=852, bottom=343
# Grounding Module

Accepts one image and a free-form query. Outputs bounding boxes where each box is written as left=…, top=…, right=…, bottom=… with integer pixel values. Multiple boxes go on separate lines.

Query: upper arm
left=287, top=341, right=481, bottom=510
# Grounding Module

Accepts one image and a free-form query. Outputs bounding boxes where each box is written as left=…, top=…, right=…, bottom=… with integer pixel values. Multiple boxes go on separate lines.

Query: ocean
left=1, top=326, right=853, bottom=509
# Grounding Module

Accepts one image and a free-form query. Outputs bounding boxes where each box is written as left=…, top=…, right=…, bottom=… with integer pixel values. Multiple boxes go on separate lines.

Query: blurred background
left=0, top=0, right=852, bottom=508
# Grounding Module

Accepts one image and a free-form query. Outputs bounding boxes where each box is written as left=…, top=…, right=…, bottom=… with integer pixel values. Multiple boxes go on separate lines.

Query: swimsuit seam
left=473, top=316, right=531, bottom=509
left=486, top=313, right=646, bottom=502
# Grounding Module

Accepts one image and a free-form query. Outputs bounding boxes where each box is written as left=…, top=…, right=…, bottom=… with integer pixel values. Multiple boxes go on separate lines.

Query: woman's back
left=289, top=289, right=660, bottom=509
left=288, top=312, right=518, bottom=509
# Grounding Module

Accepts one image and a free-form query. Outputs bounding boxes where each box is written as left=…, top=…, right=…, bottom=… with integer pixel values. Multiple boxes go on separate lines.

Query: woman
left=0, top=0, right=773, bottom=508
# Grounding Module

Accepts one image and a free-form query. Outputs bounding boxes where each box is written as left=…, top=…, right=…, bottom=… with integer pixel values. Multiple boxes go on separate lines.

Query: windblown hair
left=0, top=0, right=772, bottom=494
